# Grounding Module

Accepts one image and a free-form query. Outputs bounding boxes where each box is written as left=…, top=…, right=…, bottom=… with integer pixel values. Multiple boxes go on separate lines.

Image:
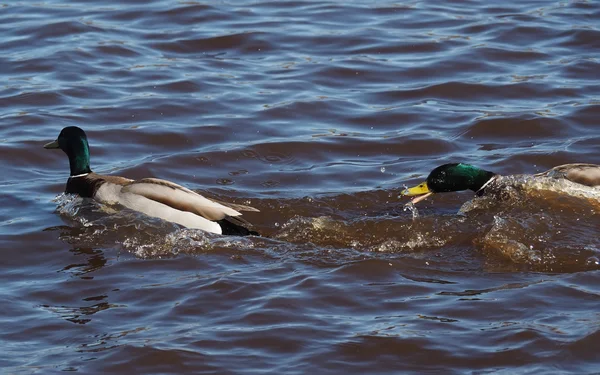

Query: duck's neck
left=469, top=168, right=497, bottom=193
left=66, top=140, right=92, bottom=176
left=446, top=163, right=497, bottom=192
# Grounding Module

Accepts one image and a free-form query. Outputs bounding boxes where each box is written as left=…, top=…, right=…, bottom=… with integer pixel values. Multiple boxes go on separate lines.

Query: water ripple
left=2, top=0, right=600, bottom=373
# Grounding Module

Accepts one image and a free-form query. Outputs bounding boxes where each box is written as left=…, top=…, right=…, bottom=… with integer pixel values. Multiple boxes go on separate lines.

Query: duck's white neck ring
left=475, top=175, right=498, bottom=195
left=69, top=173, right=89, bottom=178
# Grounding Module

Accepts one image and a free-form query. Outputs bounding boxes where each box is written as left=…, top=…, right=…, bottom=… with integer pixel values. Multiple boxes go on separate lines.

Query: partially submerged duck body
left=402, top=163, right=600, bottom=205
left=45, top=126, right=259, bottom=236
left=534, top=163, right=600, bottom=188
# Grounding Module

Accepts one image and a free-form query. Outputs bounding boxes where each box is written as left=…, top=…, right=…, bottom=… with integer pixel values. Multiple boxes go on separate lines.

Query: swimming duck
left=401, top=162, right=600, bottom=205
left=44, top=126, right=259, bottom=235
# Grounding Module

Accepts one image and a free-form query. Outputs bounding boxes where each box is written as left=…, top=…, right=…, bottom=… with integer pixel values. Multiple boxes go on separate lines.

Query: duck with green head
left=402, top=162, right=600, bottom=205
left=45, top=126, right=259, bottom=236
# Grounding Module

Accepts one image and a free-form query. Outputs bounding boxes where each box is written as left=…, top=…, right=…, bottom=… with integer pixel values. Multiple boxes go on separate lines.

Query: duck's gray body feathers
left=68, top=173, right=258, bottom=235
left=535, top=163, right=600, bottom=188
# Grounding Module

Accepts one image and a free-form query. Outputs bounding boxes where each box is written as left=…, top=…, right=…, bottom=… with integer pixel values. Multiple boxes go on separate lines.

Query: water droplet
left=216, top=178, right=234, bottom=185
left=403, top=202, right=420, bottom=219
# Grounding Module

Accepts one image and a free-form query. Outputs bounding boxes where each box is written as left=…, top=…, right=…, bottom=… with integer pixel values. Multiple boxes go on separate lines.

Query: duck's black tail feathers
left=217, top=217, right=259, bottom=236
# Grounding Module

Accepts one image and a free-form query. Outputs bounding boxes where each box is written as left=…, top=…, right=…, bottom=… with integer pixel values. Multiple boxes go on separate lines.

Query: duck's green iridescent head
left=44, top=126, right=92, bottom=176
left=402, top=163, right=497, bottom=204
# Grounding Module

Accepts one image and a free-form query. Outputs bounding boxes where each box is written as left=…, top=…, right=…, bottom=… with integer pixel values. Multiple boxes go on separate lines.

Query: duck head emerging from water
left=401, top=163, right=497, bottom=204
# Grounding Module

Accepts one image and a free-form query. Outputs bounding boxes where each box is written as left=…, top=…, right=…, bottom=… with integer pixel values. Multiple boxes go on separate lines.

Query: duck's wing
left=121, top=178, right=259, bottom=221
left=208, top=197, right=260, bottom=213
left=535, top=164, right=600, bottom=188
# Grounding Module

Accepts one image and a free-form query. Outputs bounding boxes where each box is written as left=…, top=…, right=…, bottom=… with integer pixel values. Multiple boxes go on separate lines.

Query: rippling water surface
left=2, top=0, right=600, bottom=373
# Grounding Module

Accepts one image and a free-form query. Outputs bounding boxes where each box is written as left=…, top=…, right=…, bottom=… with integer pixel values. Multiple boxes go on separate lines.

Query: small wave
left=474, top=203, right=600, bottom=272
left=274, top=214, right=452, bottom=254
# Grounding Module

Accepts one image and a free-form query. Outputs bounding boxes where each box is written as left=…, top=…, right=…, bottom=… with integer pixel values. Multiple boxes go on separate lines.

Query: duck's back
left=536, top=164, right=600, bottom=188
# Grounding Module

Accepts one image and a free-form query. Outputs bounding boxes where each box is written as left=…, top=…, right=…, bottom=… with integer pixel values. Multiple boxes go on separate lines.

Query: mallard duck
left=401, top=162, right=600, bottom=205
left=44, top=126, right=259, bottom=235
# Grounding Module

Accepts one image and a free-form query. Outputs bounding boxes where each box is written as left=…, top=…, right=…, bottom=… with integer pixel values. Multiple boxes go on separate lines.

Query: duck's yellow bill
left=401, top=182, right=431, bottom=196
left=400, top=181, right=434, bottom=205
left=44, top=140, right=59, bottom=149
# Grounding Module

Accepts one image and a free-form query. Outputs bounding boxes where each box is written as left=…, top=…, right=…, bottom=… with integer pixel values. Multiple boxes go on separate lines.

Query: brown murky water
left=1, top=1, right=600, bottom=373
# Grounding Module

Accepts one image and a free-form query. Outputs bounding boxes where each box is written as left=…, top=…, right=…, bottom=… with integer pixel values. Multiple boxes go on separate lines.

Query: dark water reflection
left=1, top=0, right=600, bottom=373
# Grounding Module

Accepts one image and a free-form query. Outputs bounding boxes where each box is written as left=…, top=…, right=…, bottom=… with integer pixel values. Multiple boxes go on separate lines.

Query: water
left=2, top=0, right=600, bottom=373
